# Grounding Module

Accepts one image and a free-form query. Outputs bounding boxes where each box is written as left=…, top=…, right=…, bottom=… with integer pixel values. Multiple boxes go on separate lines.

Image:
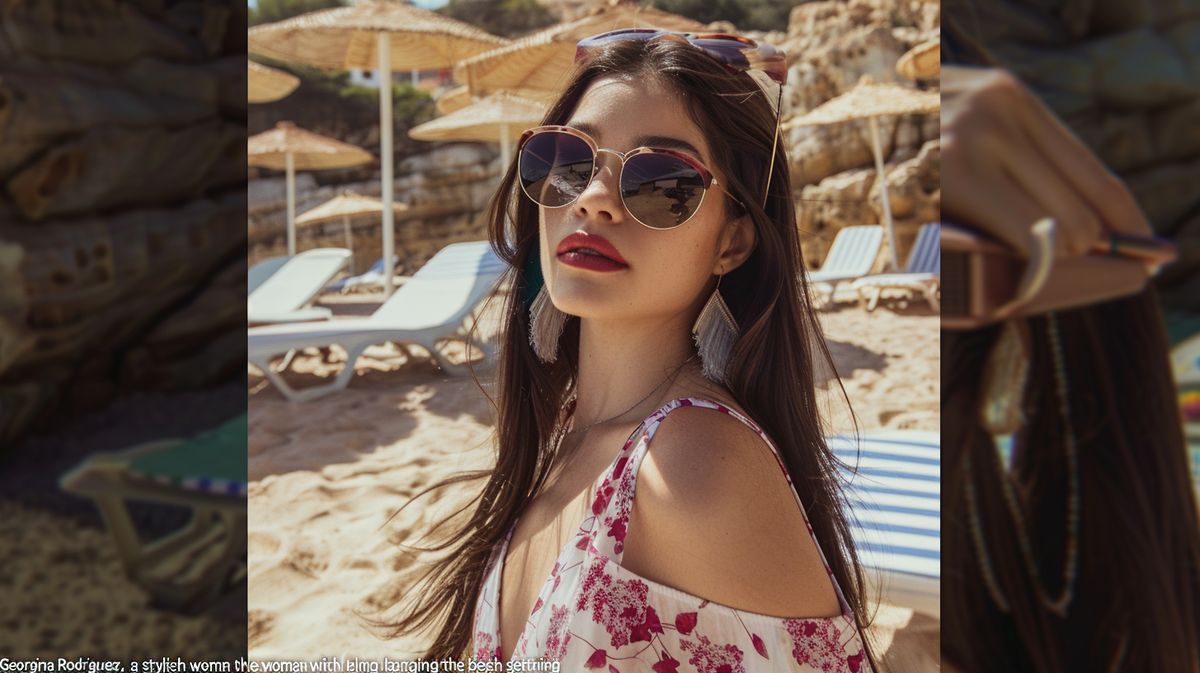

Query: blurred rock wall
left=943, top=0, right=1199, bottom=312
left=0, top=0, right=247, bottom=443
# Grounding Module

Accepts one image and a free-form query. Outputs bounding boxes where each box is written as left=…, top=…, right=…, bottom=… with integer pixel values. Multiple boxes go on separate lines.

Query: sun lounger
left=248, top=240, right=508, bottom=402
left=247, top=248, right=351, bottom=325
left=805, top=225, right=884, bottom=306
left=325, top=255, right=402, bottom=294
left=59, top=414, right=247, bottom=613
left=850, top=222, right=941, bottom=311
left=248, top=255, right=290, bottom=294
left=829, top=431, right=940, bottom=618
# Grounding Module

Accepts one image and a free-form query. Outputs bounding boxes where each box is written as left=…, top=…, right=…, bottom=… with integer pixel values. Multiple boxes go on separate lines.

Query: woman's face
left=537, top=75, right=752, bottom=324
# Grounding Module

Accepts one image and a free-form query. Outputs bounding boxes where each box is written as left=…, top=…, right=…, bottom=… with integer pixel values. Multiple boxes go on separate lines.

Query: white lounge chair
left=806, top=225, right=884, bottom=306
left=830, top=431, right=940, bottom=618
left=248, top=241, right=508, bottom=402
left=247, top=248, right=351, bottom=325
left=326, top=255, right=402, bottom=294
left=850, top=222, right=941, bottom=311
left=247, top=256, right=290, bottom=295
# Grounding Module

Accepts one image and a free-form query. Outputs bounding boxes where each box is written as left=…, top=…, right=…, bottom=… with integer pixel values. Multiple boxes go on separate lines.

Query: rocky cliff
left=0, top=0, right=248, bottom=442
left=943, top=0, right=1199, bottom=312
left=778, top=0, right=941, bottom=270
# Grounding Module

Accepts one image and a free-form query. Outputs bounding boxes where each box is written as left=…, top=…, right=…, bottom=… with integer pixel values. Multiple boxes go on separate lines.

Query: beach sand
left=247, top=291, right=939, bottom=668
left=816, top=300, right=940, bottom=434
left=0, top=498, right=247, bottom=658
left=0, top=383, right=248, bottom=659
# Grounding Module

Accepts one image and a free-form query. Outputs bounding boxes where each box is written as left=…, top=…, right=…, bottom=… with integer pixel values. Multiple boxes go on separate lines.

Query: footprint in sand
left=249, top=609, right=275, bottom=648
left=249, top=531, right=282, bottom=557
left=878, top=410, right=902, bottom=426
left=342, top=557, right=377, bottom=571
left=283, top=538, right=330, bottom=579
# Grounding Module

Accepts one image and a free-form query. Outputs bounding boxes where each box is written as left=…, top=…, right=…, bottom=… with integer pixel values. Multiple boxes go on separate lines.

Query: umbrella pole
left=343, top=215, right=355, bottom=275
left=379, top=32, right=396, bottom=298
left=286, top=151, right=296, bottom=257
left=499, top=124, right=511, bottom=178
left=868, top=116, right=899, bottom=272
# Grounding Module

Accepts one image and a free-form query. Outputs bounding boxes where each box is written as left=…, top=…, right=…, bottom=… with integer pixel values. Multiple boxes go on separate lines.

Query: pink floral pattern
left=471, top=397, right=874, bottom=673
left=785, top=619, right=866, bottom=672
left=545, top=605, right=572, bottom=660
left=473, top=630, right=499, bottom=662
left=576, top=562, right=653, bottom=648
left=680, top=634, right=746, bottom=673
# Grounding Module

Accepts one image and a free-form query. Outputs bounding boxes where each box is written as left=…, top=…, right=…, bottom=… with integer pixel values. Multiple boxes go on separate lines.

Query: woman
left=377, top=31, right=878, bottom=671
left=940, top=15, right=1200, bottom=673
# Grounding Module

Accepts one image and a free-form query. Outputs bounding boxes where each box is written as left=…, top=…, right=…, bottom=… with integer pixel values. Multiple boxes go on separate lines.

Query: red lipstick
left=555, top=232, right=629, bottom=271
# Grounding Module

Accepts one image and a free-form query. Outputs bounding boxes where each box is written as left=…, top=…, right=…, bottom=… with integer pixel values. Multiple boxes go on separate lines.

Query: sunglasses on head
left=573, top=28, right=787, bottom=211
left=517, top=125, right=744, bottom=230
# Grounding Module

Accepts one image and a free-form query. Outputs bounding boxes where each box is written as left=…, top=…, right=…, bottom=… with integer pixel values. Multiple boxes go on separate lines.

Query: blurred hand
left=941, top=66, right=1152, bottom=257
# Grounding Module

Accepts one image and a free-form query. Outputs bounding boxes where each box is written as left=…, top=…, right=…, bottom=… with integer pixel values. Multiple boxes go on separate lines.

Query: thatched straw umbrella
left=248, top=122, right=373, bottom=256
left=248, top=60, right=300, bottom=103
left=249, top=1, right=507, bottom=296
left=897, top=38, right=940, bottom=81
left=410, top=91, right=548, bottom=171
left=453, top=3, right=701, bottom=98
left=785, top=77, right=940, bottom=270
left=435, top=85, right=471, bottom=115
left=296, top=191, right=408, bottom=274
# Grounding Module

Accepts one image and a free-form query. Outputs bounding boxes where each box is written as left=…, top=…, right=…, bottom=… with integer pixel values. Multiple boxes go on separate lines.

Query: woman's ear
left=715, top=214, right=757, bottom=274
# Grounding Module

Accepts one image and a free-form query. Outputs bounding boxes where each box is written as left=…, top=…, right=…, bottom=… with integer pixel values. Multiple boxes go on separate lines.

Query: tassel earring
left=692, top=272, right=739, bottom=384
left=529, top=284, right=569, bottom=363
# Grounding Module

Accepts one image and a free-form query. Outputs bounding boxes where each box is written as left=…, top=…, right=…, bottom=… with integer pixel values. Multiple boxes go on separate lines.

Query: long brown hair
left=371, top=37, right=877, bottom=665
left=941, top=3, right=1200, bottom=669
left=942, top=293, right=1200, bottom=672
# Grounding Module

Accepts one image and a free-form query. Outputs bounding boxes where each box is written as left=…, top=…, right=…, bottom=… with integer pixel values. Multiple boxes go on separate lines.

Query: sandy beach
left=0, top=384, right=248, bottom=659
left=246, top=288, right=939, bottom=669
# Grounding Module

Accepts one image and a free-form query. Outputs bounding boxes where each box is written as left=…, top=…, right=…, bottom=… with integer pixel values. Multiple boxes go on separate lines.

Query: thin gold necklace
left=966, top=313, right=1079, bottom=618
left=551, top=353, right=698, bottom=451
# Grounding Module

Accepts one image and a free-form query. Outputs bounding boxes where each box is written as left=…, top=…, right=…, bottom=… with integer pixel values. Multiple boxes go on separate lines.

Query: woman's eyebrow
left=634, top=134, right=704, bottom=159
left=567, top=121, right=704, bottom=160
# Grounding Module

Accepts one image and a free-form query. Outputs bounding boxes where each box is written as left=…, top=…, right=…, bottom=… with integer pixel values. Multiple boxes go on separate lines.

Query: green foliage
left=339, top=82, right=437, bottom=130
left=647, top=0, right=816, bottom=32
left=249, top=0, right=347, bottom=26
left=249, top=53, right=350, bottom=91
left=248, top=54, right=434, bottom=138
left=437, top=0, right=557, bottom=38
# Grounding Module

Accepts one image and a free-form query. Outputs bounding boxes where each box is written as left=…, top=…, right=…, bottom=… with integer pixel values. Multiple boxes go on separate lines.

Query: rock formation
left=776, top=0, right=941, bottom=269
left=943, top=0, right=1199, bottom=312
left=0, top=0, right=247, bottom=443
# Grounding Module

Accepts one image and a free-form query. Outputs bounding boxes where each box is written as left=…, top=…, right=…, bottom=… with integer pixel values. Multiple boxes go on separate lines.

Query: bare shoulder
left=621, top=401, right=844, bottom=618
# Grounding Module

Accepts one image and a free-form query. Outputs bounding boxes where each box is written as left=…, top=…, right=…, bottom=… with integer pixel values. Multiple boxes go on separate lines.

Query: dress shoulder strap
left=586, top=396, right=855, bottom=616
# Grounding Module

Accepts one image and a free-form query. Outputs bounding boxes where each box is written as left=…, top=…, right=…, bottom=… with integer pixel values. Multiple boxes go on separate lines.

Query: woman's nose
left=572, top=151, right=624, bottom=223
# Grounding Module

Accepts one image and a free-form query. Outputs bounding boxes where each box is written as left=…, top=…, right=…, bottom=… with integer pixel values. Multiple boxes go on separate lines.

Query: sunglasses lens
left=621, top=153, right=707, bottom=228
left=519, top=131, right=594, bottom=208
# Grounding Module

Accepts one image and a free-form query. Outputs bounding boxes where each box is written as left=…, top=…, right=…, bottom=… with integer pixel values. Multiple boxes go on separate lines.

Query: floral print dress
left=472, top=397, right=873, bottom=673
